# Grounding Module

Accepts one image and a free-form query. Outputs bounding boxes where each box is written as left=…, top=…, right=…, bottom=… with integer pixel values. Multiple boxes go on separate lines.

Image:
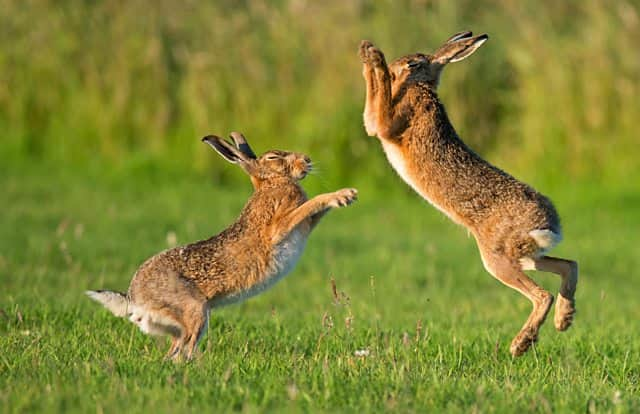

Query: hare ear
left=229, top=131, right=257, bottom=159
left=432, top=33, right=488, bottom=64
left=445, top=31, right=473, bottom=43
left=202, top=135, right=248, bottom=164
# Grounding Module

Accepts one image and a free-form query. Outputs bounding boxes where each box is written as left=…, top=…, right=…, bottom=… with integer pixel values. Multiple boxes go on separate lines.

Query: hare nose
left=303, top=156, right=311, bottom=164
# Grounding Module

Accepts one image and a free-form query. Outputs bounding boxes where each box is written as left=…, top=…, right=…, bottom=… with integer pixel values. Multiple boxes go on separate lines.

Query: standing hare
left=359, top=32, right=578, bottom=356
left=87, top=132, right=357, bottom=360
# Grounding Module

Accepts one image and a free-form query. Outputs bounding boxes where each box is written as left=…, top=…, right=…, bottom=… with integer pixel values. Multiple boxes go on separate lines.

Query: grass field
left=1, top=160, right=639, bottom=413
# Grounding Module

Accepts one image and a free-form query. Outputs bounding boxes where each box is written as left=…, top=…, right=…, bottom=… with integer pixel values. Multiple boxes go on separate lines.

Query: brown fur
left=87, top=133, right=357, bottom=360
left=359, top=31, right=578, bottom=356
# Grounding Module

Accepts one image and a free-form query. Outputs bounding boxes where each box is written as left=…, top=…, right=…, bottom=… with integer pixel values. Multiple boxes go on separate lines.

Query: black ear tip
left=479, top=34, right=489, bottom=41
left=201, top=135, right=218, bottom=144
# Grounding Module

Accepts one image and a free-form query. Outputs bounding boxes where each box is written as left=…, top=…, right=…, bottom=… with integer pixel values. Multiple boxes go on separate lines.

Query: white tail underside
left=529, top=229, right=562, bottom=253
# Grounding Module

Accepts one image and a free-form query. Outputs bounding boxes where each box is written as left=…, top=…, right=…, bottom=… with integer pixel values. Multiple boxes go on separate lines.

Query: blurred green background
left=2, top=0, right=639, bottom=189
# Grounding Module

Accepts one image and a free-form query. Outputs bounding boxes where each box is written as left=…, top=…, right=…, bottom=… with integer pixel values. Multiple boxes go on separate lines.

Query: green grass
left=1, top=161, right=639, bottom=413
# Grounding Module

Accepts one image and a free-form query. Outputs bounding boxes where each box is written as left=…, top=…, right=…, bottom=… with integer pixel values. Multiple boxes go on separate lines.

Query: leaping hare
left=359, top=32, right=577, bottom=356
left=87, top=132, right=358, bottom=360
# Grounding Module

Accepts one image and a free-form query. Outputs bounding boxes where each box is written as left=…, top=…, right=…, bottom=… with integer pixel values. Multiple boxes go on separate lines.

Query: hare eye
left=264, top=154, right=279, bottom=161
left=407, top=60, right=420, bottom=68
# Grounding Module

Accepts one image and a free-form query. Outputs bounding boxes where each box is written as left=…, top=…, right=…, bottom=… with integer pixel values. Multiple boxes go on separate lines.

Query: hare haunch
left=87, top=133, right=357, bottom=360
left=359, top=32, right=577, bottom=356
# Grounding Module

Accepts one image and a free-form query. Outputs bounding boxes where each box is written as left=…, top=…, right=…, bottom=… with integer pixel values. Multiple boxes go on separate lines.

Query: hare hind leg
left=521, top=256, right=578, bottom=331
left=479, top=247, right=554, bottom=357
left=183, top=306, right=209, bottom=361
left=167, top=309, right=206, bottom=362
left=165, top=336, right=181, bottom=360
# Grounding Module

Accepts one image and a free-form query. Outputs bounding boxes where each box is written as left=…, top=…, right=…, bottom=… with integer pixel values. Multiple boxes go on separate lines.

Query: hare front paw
left=359, top=41, right=385, bottom=67
left=359, top=40, right=374, bottom=61
left=330, top=188, right=358, bottom=208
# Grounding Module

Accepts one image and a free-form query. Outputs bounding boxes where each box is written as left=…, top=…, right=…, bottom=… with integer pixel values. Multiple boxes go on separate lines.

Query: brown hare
left=87, top=132, right=358, bottom=360
left=359, top=32, right=577, bottom=356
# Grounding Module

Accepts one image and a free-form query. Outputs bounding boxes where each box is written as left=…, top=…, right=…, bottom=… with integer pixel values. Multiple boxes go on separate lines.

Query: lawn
left=1, top=161, right=639, bottom=413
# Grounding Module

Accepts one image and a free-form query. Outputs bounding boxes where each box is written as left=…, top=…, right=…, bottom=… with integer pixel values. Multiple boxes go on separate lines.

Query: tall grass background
left=1, top=0, right=638, bottom=187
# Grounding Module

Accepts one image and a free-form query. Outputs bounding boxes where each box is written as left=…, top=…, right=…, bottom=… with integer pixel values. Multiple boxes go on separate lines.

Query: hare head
left=387, top=31, right=488, bottom=90
left=202, top=132, right=312, bottom=187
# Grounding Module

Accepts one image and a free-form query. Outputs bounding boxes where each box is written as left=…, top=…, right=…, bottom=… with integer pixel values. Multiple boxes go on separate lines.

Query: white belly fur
left=210, top=228, right=308, bottom=308
left=128, top=304, right=181, bottom=337
left=381, top=141, right=458, bottom=223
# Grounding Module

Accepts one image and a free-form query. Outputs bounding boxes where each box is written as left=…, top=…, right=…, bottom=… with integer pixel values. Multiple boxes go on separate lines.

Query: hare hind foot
left=554, top=294, right=576, bottom=331
left=510, top=294, right=554, bottom=357
left=164, top=336, right=182, bottom=361
left=510, top=326, right=539, bottom=357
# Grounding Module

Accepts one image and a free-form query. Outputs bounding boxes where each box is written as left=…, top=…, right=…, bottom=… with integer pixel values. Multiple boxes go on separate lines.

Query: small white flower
left=612, top=390, right=622, bottom=405
left=354, top=349, right=370, bottom=357
left=166, top=231, right=177, bottom=247
left=286, top=383, right=299, bottom=400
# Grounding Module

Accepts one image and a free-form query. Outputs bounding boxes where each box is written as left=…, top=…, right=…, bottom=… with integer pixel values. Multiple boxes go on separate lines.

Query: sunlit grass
left=1, top=163, right=639, bottom=412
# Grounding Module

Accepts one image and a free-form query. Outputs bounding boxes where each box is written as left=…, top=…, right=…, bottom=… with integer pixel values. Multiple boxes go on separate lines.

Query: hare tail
left=529, top=229, right=562, bottom=252
left=86, top=290, right=129, bottom=317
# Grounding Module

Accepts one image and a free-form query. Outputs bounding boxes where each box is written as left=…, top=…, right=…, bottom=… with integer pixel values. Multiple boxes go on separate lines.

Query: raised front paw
left=359, top=40, right=386, bottom=67
left=359, top=40, right=374, bottom=61
left=329, top=188, right=358, bottom=208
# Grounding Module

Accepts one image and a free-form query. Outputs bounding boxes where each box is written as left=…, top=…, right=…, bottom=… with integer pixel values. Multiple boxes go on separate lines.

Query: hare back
left=385, top=132, right=560, bottom=236
left=128, top=184, right=312, bottom=307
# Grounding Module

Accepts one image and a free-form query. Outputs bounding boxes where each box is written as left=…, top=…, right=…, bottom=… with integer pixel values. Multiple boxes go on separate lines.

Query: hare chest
left=246, top=228, right=308, bottom=297
left=268, top=228, right=308, bottom=282
left=381, top=141, right=460, bottom=223
left=211, top=228, right=308, bottom=308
